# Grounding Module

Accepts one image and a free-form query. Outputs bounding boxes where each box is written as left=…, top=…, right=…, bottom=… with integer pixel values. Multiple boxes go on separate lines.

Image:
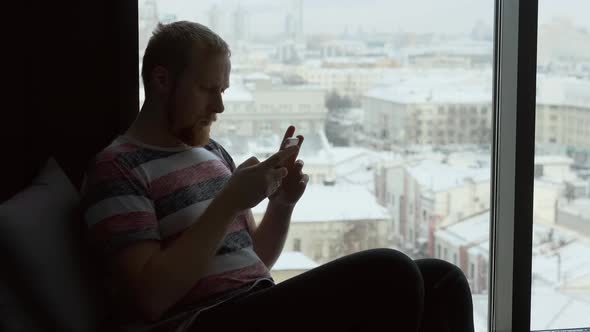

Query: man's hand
left=222, top=145, right=300, bottom=210
left=269, top=126, right=309, bottom=207
left=269, top=159, right=309, bottom=207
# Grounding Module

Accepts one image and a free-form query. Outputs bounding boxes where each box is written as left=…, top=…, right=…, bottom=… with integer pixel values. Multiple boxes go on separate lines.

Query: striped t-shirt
left=81, top=134, right=272, bottom=324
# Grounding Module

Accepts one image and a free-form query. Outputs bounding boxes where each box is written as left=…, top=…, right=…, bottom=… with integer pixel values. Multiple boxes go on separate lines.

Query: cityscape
left=139, top=1, right=590, bottom=330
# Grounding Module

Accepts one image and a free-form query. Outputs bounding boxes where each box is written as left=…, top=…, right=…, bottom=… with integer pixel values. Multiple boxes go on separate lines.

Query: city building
left=292, top=63, right=390, bottom=99
left=537, top=17, right=590, bottom=71
left=434, top=211, right=489, bottom=294
left=402, top=40, right=493, bottom=68
left=252, top=184, right=392, bottom=264
left=361, top=69, right=493, bottom=149
left=232, top=5, right=250, bottom=44
left=435, top=210, right=590, bottom=297
left=535, top=76, right=590, bottom=160
left=533, top=155, right=587, bottom=225
left=375, top=152, right=491, bottom=256
left=271, top=251, right=319, bottom=283
left=557, top=198, right=590, bottom=237
left=211, top=74, right=328, bottom=139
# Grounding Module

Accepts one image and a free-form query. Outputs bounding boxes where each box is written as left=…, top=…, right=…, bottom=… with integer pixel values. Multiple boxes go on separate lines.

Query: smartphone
left=284, top=137, right=299, bottom=149
left=281, top=137, right=301, bottom=169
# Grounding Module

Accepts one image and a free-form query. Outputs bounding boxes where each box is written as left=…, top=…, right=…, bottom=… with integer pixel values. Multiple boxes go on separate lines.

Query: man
left=82, top=21, right=475, bottom=331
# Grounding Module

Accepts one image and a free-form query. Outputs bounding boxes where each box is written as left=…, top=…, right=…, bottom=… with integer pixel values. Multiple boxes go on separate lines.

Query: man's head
left=141, top=21, right=231, bottom=147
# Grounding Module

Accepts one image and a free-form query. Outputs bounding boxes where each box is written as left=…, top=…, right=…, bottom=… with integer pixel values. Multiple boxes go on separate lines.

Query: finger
left=280, top=125, right=296, bottom=149
left=238, top=156, right=260, bottom=170
left=296, top=135, right=304, bottom=148
left=295, top=159, right=304, bottom=169
left=263, top=145, right=299, bottom=168
left=266, top=180, right=281, bottom=197
left=293, top=160, right=304, bottom=177
left=269, top=167, right=288, bottom=181
left=298, top=174, right=310, bottom=188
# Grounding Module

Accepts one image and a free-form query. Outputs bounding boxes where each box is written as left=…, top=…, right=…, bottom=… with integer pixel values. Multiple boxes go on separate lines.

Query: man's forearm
left=252, top=201, right=294, bottom=269
left=136, top=189, right=240, bottom=321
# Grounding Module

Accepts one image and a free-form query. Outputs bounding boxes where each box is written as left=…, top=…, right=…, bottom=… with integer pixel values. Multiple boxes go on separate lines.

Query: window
left=140, top=1, right=499, bottom=330
left=529, top=1, right=590, bottom=330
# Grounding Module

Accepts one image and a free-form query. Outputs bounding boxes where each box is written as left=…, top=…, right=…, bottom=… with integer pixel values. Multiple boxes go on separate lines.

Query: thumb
left=237, top=156, right=260, bottom=170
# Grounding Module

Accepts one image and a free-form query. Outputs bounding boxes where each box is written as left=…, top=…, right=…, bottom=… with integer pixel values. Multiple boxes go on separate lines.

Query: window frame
left=489, top=0, right=538, bottom=331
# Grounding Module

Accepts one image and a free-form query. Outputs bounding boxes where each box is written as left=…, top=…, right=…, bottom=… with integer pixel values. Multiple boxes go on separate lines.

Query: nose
left=209, top=92, right=224, bottom=114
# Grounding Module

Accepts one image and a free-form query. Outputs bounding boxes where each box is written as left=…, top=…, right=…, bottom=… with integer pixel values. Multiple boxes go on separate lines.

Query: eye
left=199, top=85, right=212, bottom=92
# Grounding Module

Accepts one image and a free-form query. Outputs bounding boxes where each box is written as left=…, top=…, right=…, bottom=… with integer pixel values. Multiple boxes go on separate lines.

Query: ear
left=150, top=65, right=172, bottom=95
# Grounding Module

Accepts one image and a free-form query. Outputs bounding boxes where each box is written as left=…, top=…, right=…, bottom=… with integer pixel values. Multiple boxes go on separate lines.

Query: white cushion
left=0, top=158, right=105, bottom=331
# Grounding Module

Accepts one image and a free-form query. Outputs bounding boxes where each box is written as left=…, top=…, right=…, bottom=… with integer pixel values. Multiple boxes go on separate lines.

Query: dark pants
left=187, top=248, right=475, bottom=332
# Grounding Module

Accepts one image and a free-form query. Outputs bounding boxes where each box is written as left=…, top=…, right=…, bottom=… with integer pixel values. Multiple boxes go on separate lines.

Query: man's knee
left=416, top=258, right=471, bottom=291
left=353, top=248, right=423, bottom=287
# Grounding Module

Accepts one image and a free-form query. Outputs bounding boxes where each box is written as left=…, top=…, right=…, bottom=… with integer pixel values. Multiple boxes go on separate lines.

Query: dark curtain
left=1, top=0, right=139, bottom=202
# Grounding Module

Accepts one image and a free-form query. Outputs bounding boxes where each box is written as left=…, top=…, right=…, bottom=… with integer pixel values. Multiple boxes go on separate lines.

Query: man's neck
left=126, top=101, right=185, bottom=148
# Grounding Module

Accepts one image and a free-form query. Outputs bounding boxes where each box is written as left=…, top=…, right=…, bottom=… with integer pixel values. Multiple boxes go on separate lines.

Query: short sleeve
left=208, top=139, right=236, bottom=172
left=80, top=157, right=160, bottom=257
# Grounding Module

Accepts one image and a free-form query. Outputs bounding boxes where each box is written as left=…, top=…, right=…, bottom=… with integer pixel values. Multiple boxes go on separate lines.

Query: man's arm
left=248, top=201, right=295, bottom=269
left=111, top=189, right=239, bottom=322
left=108, top=147, right=299, bottom=322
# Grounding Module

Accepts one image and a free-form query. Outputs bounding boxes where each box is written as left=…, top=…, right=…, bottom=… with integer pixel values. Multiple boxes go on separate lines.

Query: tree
left=325, top=91, right=355, bottom=146
left=325, top=91, right=353, bottom=111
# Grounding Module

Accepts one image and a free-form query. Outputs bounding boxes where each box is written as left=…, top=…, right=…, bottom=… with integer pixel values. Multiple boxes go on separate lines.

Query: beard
left=176, top=122, right=211, bottom=147
left=166, top=106, right=212, bottom=148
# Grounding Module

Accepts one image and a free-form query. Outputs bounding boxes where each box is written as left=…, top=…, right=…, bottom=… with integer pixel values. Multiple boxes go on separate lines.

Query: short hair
left=141, top=21, right=230, bottom=94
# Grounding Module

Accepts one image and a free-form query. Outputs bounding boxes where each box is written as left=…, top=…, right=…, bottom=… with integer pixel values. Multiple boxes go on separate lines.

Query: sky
left=154, top=0, right=590, bottom=36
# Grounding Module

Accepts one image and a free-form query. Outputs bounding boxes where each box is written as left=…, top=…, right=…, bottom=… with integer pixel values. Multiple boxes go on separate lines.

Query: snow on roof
left=529, top=287, right=590, bottom=330
left=365, top=69, right=492, bottom=104
left=467, top=239, right=489, bottom=257
left=473, top=290, right=590, bottom=331
left=252, top=184, right=390, bottom=223
left=362, top=69, right=590, bottom=107
left=559, top=198, right=590, bottom=220
left=536, top=75, right=590, bottom=109
left=445, top=151, right=491, bottom=168
left=403, top=40, right=493, bottom=57
left=532, top=239, right=590, bottom=288
left=271, top=251, right=319, bottom=271
left=535, top=155, right=574, bottom=165
left=435, top=211, right=489, bottom=246
left=405, top=159, right=490, bottom=192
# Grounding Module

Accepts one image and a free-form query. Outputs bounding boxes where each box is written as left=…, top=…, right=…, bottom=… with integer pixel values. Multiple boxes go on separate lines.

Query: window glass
left=530, top=0, right=590, bottom=329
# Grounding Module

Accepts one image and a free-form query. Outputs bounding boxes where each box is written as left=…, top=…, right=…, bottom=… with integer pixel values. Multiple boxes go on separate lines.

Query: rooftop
left=252, top=184, right=390, bottom=223
left=405, top=159, right=490, bottom=192
left=271, top=251, right=319, bottom=271
left=559, top=198, right=590, bottom=220
left=435, top=211, right=489, bottom=247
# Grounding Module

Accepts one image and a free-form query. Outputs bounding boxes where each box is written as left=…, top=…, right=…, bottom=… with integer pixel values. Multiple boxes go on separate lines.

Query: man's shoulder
left=88, top=138, right=135, bottom=166
left=206, top=138, right=236, bottom=171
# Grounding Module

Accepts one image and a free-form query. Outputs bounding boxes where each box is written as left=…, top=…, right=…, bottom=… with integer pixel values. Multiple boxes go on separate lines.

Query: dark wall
left=1, top=1, right=139, bottom=202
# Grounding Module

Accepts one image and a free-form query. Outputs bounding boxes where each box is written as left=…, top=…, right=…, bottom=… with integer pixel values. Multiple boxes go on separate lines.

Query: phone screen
left=281, top=137, right=300, bottom=169
left=284, top=138, right=299, bottom=149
